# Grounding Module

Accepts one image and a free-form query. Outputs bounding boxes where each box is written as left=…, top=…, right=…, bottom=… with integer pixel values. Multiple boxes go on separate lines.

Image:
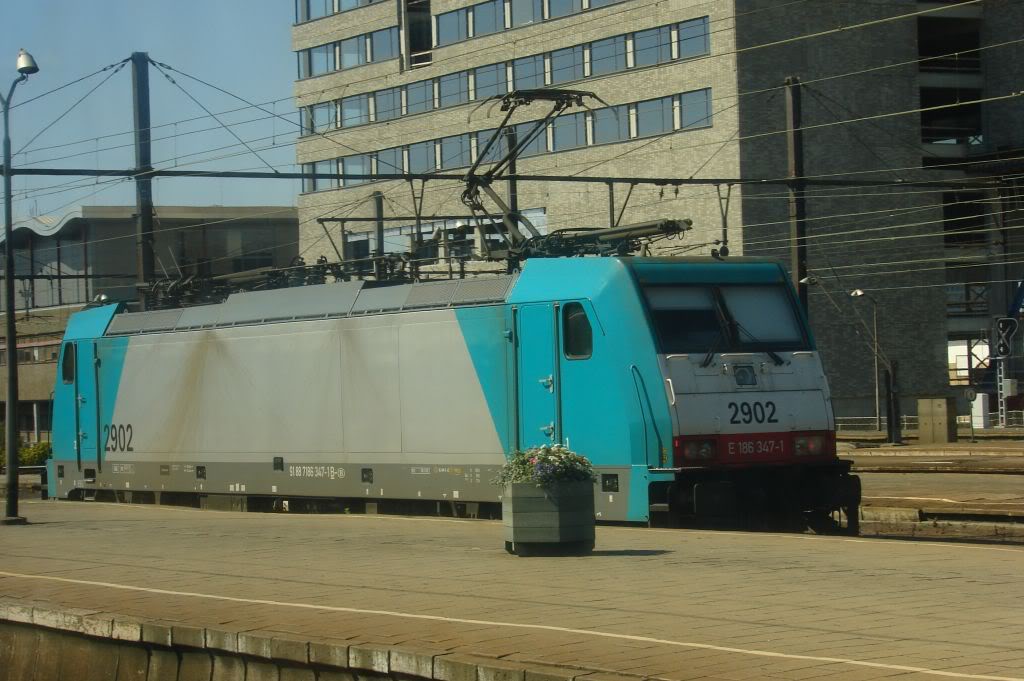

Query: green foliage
left=493, top=444, right=596, bottom=487
left=19, top=441, right=52, bottom=466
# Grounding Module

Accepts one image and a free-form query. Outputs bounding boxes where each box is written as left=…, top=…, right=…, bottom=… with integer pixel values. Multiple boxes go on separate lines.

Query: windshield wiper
left=700, top=331, right=722, bottom=368
left=733, top=320, right=786, bottom=366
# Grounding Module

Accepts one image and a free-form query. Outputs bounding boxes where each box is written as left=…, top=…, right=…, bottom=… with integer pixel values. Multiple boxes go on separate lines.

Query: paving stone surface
left=1, top=500, right=1022, bottom=681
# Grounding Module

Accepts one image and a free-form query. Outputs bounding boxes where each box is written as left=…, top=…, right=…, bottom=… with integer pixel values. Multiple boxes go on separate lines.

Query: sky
left=0, top=0, right=300, bottom=226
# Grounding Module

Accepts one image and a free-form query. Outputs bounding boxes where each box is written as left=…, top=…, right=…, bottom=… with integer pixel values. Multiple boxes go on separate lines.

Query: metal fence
left=835, top=412, right=1024, bottom=432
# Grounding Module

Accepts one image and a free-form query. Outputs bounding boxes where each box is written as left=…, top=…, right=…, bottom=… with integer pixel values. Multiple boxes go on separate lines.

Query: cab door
left=74, top=340, right=101, bottom=472
left=515, top=303, right=561, bottom=449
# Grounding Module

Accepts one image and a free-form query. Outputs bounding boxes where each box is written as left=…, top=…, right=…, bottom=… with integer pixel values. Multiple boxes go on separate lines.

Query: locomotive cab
left=629, top=260, right=860, bottom=531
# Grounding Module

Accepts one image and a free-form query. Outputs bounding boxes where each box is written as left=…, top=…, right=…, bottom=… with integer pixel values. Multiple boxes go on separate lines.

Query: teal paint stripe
left=62, top=303, right=122, bottom=340
left=455, top=306, right=512, bottom=456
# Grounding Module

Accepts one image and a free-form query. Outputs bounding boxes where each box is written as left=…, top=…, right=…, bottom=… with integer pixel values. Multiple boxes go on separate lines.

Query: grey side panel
left=217, top=281, right=364, bottom=324
left=350, top=285, right=411, bottom=315
left=106, top=309, right=184, bottom=336
left=174, top=304, right=225, bottom=330
left=403, top=280, right=459, bottom=309
left=451, top=277, right=514, bottom=304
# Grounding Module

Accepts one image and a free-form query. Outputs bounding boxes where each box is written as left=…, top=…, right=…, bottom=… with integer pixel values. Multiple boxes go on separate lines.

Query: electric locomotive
left=47, top=255, right=859, bottom=530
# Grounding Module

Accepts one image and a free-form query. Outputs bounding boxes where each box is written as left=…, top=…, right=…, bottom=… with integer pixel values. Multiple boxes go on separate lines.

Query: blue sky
left=1, top=0, right=300, bottom=224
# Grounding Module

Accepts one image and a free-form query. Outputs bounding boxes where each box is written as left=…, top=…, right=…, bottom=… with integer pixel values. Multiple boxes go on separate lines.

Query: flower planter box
left=503, top=481, right=595, bottom=556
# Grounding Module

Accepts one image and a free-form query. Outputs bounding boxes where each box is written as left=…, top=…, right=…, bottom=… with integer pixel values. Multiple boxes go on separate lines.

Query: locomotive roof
left=65, top=256, right=788, bottom=340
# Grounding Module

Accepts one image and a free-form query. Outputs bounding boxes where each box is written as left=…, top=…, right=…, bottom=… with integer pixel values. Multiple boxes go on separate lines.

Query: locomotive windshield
left=644, top=284, right=809, bottom=354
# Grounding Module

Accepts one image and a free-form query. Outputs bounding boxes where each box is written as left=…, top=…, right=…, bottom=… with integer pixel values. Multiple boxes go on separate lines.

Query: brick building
left=291, top=0, right=1024, bottom=418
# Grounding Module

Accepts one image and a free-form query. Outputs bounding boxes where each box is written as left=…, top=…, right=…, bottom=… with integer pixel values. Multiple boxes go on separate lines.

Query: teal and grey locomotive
left=47, top=257, right=860, bottom=529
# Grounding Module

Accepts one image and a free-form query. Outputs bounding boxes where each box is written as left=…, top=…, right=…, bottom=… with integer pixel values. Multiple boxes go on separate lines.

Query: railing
left=922, top=126, right=984, bottom=146
left=836, top=412, right=1024, bottom=432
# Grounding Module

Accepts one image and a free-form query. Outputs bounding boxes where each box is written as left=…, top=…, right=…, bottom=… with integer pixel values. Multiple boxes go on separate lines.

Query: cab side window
left=61, top=343, right=76, bottom=384
left=563, top=302, right=592, bottom=359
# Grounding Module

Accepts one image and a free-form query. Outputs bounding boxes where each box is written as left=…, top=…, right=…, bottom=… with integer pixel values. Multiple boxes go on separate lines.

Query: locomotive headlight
left=682, top=439, right=717, bottom=460
left=794, top=435, right=825, bottom=456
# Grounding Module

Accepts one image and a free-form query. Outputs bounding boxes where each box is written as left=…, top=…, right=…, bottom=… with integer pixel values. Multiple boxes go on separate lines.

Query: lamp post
left=850, top=289, right=881, bottom=433
left=800, top=276, right=901, bottom=445
left=2, top=49, right=39, bottom=525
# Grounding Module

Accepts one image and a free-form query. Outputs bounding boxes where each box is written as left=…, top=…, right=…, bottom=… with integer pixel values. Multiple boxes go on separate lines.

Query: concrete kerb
left=0, top=597, right=636, bottom=681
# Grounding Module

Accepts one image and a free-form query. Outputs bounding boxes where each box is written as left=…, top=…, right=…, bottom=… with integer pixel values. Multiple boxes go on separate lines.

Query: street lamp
left=800, top=276, right=901, bottom=444
left=850, top=289, right=881, bottom=433
left=2, top=49, right=39, bottom=526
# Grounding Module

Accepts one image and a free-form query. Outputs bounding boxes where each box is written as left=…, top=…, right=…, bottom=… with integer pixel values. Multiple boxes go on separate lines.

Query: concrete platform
left=2, top=501, right=1022, bottom=681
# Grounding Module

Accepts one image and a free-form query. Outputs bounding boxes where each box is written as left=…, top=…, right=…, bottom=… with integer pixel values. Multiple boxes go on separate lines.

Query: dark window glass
left=592, top=105, right=629, bottom=144
left=439, top=72, right=469, bottom=107
left=474, top=63, right=507, bottom=99
left=551, top=112, right=586, bottom=151
left=314, top=159, right=338, bottom=190
left=343, top=154, right=371, bottom=186
left=61, top=343, right=75, bottom=384
left=311, top=102, right=335, bottom=132
left=374, top=87, right=402, bottom=121
left=341, top=94, right=370, bottom=127
left=634, top=26, right=672, bottom=67
left=475, top=128, right=508, bottom=163
left=341, top=36, right=366, bottom=68
left=943, top=191, right=988, bottom=245
left=376, top=147, right=404, bottom=174
left=636, top=96, right=673, bottom=137
left=548, top=0, right=581, bottom=19
left=510, top=0, right=543, bottom=27
left=473, top=0, right=503, bottom=36
left=645, top=286, right=720, bottom=353
left=590, top=36, right=626, bottom=76
left=513, top=55, right=544, bottom=89
left=550, top=46, right=584, bottom=84
left=437, top=9, right=468, bottom=45
left=440, top=134, right=472, bottom=168
left=588, top=0, right=620, bottom=7
left=408, top=141, right=436, bottom=173
left=678, top=16, right=710, bottom=59
left=298, top=51, right=309, bottom=79
left=310, top=44, right=334, bottom=76
left=371, top=28, right=399, bottom=61
left=563, top=303, right=592, bottom=359
left=407, top=80, right=434, bottom=114
left=514, top=122, right=546, bottom=157
left=680, top=88, right=712, bottom=129
left=296, top=0, right=309, bottom=23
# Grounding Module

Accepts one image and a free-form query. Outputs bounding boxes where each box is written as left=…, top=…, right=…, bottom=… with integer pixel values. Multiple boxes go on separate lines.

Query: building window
left=440, top=134, right=472, bottom=169
left=551, top=112, right=586, bottom=151
left=548, top=0, right=582, bottom=19
left=407, top=80, right=434, bottom=114
left=513, top=55, right=545, bottom=89
left=476, top=128, right=508, bottom=163
left=563, top=302, right=592, bottom=359
left=678, top=16, right=710, bottom=60
left=314, top=159, right=338, bottom=190
left=590, top=35, right=626, bottom=76
left=439, top=72, right=469, bottom=107
left=343, top=154, right=372, bottom=186
left=636, top=96, right=674, bottom=137
left=474, top=63, right=507, bottom=99
left=437, top=8, right=469, bottom=45
left=591, top=105, right=628, bottom=144
left=473, top=0, right=504, bottom=36
left=307, top=102, right=336, bottom=133
left=309, top=44, right=335, bottom=76
left=921, top=87, right=983, bottom=145
left=514, top=122, right=546, bottom=157
left=298, top=0, right=334, bottom=22
left=341, top=94, right=371, bottom=127
left=409, top=140, right=436, bottom=173
left=588, top=0, right=620, bottom=7
left=375, top=87, right=402, bottom=121
left=376, top=147, right=404, bottom=174
left=550, top=46, right=584, bottom=85
left=340, top=35, right=367, bottom=69
left=510, top=0, right=543, bottom=27
left=680, top=88, right=712, bottom=129
left=943, top=191, right=988, bottom=245
left=371, top=28, right=400, bottom=61
left=633, top=26, right=672, bottom=67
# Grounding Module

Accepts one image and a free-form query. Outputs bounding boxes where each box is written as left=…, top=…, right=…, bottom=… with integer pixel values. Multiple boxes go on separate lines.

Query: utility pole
left=132, top=52, right=155, bottom=307
left=785, top=76, right=808, bottom=314
left=372, top=191, right=384, bottom=280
